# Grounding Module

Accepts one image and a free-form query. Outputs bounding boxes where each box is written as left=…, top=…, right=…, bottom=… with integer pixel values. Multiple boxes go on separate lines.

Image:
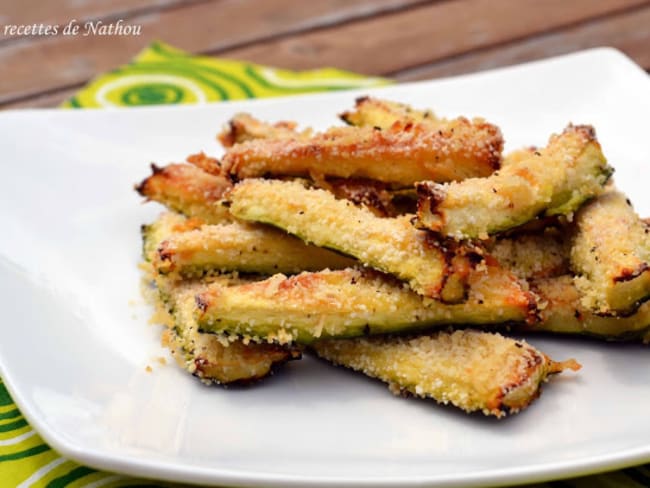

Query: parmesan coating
left=490, top=230, right=570, bottom=280
left=571, top=191, right=650, bottom=315
left=340, top=96, right=441, bottom=129
left=141, top=212, right=189, bottom=263
left=135, top=163, right=233, bottom=224
left=196, top=266, right=535, bottom=345
left=416, top=125, right=612, bottom=238
left=154, top=276, right=300, bottom=385
left=217, top=112, right=309, bottom=148
left=221, top=117, right=503, bottom=186
left=519, top=275, right=650, bottom=341
left=227, top=178, right=476, bottom=299
left=154, top=220, right=355, bottom=277
left=313, top=329, right=578, bottom=417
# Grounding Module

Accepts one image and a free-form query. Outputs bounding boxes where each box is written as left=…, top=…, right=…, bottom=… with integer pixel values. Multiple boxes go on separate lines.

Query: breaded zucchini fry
left=521, top=275, right=650, bottom=341
left=313, top=330, right=579, bottom=417
left=136, top=163, right=233, bottom=224
left=340, top=96, right=440, bottom=128
left=153, top=220, right=356, bottom=277
left=227, top=178, right=477, bottom=300
left=217, top=113, right=309, bottom=147
left=416, top=125, right=613, bottom=238
left=195, top=266, right=536, bottom=345
left=141, top=212, right=191, bottom=262
left=221, top=119, right=503, bottom=186
left=185, top=151, right=221, bottom=175
left=154, top=276, right=300, bottom=385
left=571, top=191, right=650, bottom=315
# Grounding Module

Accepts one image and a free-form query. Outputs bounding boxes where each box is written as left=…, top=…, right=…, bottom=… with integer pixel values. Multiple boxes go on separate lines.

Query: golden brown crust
left=316, top=177, right=398, bottom=217
left=415, top=124, right=612, bottom=238
left=227, top=178, right=479, bottom=300
left=217, top=112, right=307, bottom=148
left=153, top=220, right=356, bottom=277
left=570, top=191, right=650, bottom=315
left=222, top=118, right=503, bottom=186
left=195, top=264, right=536, bottom=345
left=340, top=96, right=441, bottom=128
left=313, top=329, right=578, bottom=417
left=135, top=163, right=233, bottom=224
left=519, top=275, right=650, bottom=340
left=185, top=151, right=221, bottom=176
left=490, top=230, right=570, bottom=280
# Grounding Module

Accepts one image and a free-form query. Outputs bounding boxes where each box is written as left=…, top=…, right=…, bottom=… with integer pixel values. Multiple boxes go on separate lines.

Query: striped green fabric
left=2, top=41, right=646, bottom=487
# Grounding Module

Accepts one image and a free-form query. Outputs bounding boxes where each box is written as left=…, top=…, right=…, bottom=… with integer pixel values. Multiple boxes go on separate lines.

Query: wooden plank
left=0, top=0, right=205, bottom=41
left=222, top=0, right=648, bottom=75
left=0, top=87, right=79, bottom=110
left=0, top=0, right=428, bottom=104
left=393, top=5, right=650, bottom=81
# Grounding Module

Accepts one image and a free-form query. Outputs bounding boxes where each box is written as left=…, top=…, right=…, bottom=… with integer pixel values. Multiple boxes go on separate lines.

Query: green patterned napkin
left=62, top=41, right=388, bottom=108
left=2, top=41, right=648, bottom=487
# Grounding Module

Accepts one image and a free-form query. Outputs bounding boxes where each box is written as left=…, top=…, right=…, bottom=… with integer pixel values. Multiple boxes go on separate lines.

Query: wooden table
left=1, top=0, right=649, bottom=110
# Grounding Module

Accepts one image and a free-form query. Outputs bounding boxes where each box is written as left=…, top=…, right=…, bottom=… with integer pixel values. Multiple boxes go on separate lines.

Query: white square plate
left=1, top=48, right=649, bottom=487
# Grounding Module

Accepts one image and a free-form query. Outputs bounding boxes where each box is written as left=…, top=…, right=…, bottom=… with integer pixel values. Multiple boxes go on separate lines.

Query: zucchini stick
left=340, top=96, right=440, bottom=129
left=571, top=191, right=650, bottom=315
left=521, top=275, right=650, bottom=342
left=136, top=163, right=233, bottom=224
left=152, top=275, right=300, bottom=385
left=141, top=212, right=192, bottom=262
left=227, top=178, right=479, bottom=300
left=153, top=220, right=356, bottom=277
left=196, top=266, right=536, bottom=345
left=221, top=118, right=503, bottom=186
left=313, top=330, right=579, bottom=417
left=416, top=125, right=613, bottom=238
left=217, top=112, right=308, bottom=148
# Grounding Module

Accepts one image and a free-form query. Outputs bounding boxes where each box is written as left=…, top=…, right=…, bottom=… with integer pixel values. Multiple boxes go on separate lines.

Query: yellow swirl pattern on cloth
left=2, top=41, right=647, bottom=487
left=62, top=41, right=388, bottom=108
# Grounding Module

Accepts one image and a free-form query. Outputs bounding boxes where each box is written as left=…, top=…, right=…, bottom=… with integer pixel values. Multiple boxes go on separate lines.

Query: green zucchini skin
left=154, top=220, right=356, bottom=278
left=519, top=275, right=650, bottom=342
left=415, top=125, right=613, bottom=239
left=196, top=267, right=536, bottom=345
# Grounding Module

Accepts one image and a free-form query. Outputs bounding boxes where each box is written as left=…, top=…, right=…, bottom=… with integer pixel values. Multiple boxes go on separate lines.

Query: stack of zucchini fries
left=136, top=97, right=650, bottom=418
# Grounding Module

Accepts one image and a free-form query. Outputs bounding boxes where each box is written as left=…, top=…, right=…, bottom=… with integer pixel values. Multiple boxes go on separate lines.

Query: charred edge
left=193, top=346, right=302, bottom=386
left=135, top=163, right=164, bottom=196
left=416, top=181, right=447, bottom=216
left=329, top=178, right=391, bottom=216
left=565, top=123, right=597, bottom=141
left=355, top=95, right=369, bottom=106
left=486, top=128, right=504, bottom=171
left=339, top=110, right=353, bottom=125
left=225, top=120, right=239, bottom=147
left=524, top=290, right=540, bottom=325
left=498, top=350, right=544, bottom=411
left=437, top=240, right=455, bottom=302
left=613, top=262, right=649, bottom=283
left=594, top=292, right=650, bottom=318
left=195, top=294, right=209, bottom=313
left=157, top=242, right=174, bottom=263
left=135, top=164, right=158, bottom=193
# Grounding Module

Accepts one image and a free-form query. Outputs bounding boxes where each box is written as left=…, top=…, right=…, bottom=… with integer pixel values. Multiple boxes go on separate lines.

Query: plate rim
left=1, top=46, right=650, bottom=487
